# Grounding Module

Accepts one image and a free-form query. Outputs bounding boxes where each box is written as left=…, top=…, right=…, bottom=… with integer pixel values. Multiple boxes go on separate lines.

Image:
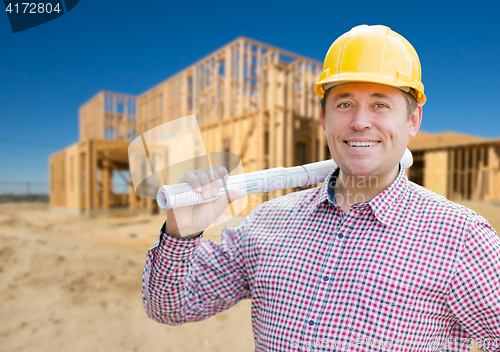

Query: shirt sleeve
left=141, top=211, right=257, bottom=325
left=447, top=218, right=500, bottom=352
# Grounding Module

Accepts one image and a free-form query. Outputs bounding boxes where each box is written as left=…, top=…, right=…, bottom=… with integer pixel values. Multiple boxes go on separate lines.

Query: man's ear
left=320, top=105, right=326, bottom=134
left=409, top=104, right=423, bottom=138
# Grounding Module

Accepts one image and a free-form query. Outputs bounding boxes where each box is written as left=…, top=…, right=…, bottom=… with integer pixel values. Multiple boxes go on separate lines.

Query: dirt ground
left=1, top=201, right=497, bottom=352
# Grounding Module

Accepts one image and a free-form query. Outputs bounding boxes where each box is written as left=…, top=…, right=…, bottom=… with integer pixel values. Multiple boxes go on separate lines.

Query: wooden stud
left=471, top=147, right=477, bottom=200
left=84, top=140, right=92, bottom=212
left=286, top=65, right=294, bottom=170
left=447, top=149, right=455, bottom=199
left=475, top=147, right=485, bottom=200
left=456, top=148, right=462, bottom=200
left=461, top=148, right=466, bottom=200
left=489, top=145, right=499, bottom=200
left=239, top=39, right=244, bottom=117
left=268, top=65, right=276, bottom=169
left=102, top=159, right=111, bottom=210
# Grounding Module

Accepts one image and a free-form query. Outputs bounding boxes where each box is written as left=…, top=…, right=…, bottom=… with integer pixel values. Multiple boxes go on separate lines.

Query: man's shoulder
left=247, top=186, right=321, bottom=221
left=264, top=186, right=321, bottom=210
left=228, top=187, right=322, bottom=241
left=406, top=180, right=489, bottom=225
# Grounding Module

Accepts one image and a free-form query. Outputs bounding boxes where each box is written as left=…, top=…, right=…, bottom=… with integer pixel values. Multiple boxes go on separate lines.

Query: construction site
left=2, top=37, right=497, bottom=352
left=48, top=36, right=500, bottom=216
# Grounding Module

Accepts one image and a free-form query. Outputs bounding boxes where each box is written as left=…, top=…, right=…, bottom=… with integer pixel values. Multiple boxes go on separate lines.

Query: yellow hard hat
left=315, top=25, right=426, bottom=105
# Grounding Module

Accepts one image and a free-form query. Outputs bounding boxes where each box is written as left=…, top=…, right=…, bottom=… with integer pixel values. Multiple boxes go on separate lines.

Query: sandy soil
left=1, top=201, right=497, bottom=352
left=0, top=204, right=253, bottom=352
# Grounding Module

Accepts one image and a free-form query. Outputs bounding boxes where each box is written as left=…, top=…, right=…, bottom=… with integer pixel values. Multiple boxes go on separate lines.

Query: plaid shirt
left=142, top=165, right=500, bottom=352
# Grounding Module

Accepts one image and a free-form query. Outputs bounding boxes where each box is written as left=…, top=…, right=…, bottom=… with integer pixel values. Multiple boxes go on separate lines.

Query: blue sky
left=1, top=0, right=499, bottom=185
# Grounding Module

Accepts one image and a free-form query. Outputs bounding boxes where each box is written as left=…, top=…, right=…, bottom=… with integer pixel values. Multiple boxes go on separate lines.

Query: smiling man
left=319, top=82, right=422, bottom=213
left=142, top=25, right=500, bottom=352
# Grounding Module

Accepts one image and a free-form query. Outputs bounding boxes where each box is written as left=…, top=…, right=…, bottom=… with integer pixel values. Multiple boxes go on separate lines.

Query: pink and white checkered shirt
left=142, top=165, right=500, bottom=351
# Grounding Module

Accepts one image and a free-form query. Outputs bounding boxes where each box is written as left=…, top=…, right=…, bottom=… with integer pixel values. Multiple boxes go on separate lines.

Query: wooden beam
left=84, top=140, right=92, bottom=211
left=239, top=39, right=244, bottom=117
left=474, top=147, right=486, bottom=200
left=108, top=161, right=131, bottom=186
left=269, top=65, right=276, bottom=169
left=464, top=148, right=469, bottom=200
left=129, top=182, right=138, bottom=209
left=447, top=149, right=455, bottom=199
left=488, top=146, right=499, bottom=200
left=224, top=44, right=232, bottom=119
left=471, top=147, right=477, bottom=201
left=102, top=160, right=111, bottom=210
left=79, top=152, right=85, bottom=210
left=456, top=148, right=462, bottom=200
left=286, top=66, right=294, bottom=170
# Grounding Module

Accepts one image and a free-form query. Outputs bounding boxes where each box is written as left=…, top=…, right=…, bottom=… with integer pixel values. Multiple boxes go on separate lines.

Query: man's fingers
left=204, top=166, right=222, bottom=196
left=204, top=166, right=218, bottom=183
left=179, top=167, right=230, bottom=200
left=217, top=166, right=229, bottom=187
left=179, top=172, right=202, bottom=193
left=194, top=169, right=213, bottom=199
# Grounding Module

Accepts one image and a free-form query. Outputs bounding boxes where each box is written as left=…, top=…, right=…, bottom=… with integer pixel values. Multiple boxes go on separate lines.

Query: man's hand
left=165, top=166, right=247, bottom=238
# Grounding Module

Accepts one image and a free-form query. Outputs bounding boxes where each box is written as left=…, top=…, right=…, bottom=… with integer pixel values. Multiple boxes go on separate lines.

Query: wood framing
left=80, top=91, right=137, bottom=142
left=408, top=133, right=500, bottom=201
left=53, top=37, right=330, bottom=215
left=135, top=37, right=325, bottom=214
left=51, top=38, right=500, bottom=216
left=49, top=139, right=147, bottom=215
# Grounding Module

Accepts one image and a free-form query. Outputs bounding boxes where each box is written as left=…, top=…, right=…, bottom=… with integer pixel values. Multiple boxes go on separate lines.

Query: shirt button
left=308, top=320, right=315, bottom=326
left=337, top=233, right=344, bottom=239
left=323, top=276, right=329, bottom=281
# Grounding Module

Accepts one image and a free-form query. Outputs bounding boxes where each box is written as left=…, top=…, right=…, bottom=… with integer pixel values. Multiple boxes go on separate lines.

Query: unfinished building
left=49, top=37, right=500, bottom=216
left=407, top=131, right=500, bottom=201
left=50, top=37, right=327, bottom=215
left=50, top=92, right=144, bottom=215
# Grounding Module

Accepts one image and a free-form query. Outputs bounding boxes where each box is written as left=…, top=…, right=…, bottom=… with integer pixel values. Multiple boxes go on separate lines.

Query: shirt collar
left=306, top=167, right=339, bottom=214
left=307, top=163, right=408, bottom=225
left=367, top=164, right=408, bottom=225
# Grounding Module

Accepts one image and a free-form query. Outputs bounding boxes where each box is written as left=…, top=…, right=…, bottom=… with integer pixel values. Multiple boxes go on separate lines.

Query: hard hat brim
left=315, top=73, right=426, bottom=105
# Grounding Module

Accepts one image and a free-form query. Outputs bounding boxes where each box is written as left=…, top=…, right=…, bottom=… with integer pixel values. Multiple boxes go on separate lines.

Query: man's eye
left=338, top=102, right=351, bottom=108
left=375, top=103, right=388, bottom=108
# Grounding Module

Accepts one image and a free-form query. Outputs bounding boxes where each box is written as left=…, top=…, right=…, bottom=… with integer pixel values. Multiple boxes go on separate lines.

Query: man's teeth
left=346, top=141, right=380, bottom=147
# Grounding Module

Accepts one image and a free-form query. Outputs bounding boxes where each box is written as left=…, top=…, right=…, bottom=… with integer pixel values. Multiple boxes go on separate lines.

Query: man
left=142, top=25, right=500, bottom=351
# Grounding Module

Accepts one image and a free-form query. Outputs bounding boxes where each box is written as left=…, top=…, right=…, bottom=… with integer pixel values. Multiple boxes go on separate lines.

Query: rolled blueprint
left=157, top=148, right=413, bottom=209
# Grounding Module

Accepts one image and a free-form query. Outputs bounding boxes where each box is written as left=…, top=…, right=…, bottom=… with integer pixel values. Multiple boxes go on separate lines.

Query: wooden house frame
left=50, top=37, right=327, bottom=215
left=50, top=37, right=500, bottom=215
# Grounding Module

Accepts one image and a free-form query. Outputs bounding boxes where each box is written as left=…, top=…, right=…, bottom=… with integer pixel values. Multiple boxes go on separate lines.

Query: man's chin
left=339, top=163, right=400, bottom=181
left=337, top=162, right=379, bottom=177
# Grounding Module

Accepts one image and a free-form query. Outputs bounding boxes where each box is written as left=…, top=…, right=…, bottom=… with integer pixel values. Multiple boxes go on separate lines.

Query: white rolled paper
left=157, top=148, right=413, bottom=209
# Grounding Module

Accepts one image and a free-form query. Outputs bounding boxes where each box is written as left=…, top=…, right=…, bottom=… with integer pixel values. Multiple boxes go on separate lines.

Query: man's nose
left=350, top=107, right=373, bottom=131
